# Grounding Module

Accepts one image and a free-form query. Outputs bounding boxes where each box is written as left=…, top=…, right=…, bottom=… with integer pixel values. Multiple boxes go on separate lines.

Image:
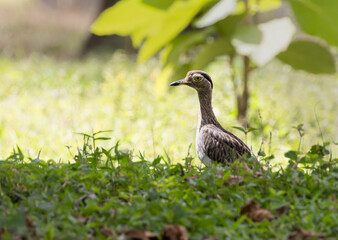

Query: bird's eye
left=194, top=76, right=202, bottom=81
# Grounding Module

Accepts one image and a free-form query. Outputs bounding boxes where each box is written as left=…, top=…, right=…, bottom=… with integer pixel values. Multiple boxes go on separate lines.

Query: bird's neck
left=197, top=90, right=219, bottom=128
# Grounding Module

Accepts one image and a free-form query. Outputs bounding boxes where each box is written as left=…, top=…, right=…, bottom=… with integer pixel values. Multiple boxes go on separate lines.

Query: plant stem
left=237, top=56, right=250, bottom=124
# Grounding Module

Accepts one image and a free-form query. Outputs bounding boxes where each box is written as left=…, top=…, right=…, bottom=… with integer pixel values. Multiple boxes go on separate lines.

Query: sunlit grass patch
left=0, top=52, right=337, bottom=163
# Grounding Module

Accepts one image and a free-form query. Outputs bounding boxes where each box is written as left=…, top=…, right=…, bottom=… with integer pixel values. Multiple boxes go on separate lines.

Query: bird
left=170, top=70, right=252, bottom=165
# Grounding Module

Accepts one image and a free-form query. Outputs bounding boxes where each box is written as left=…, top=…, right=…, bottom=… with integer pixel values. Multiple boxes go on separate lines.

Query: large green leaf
left=231, top=25, right=262, bottom=55
left=196, top=0, right=237, bottom=28
left=277, top=40, right=336, bottom=74
left=91, top=0, right=164, bottom=45
left=231, top=17, right=296, bottom=66
left=192, top=37, right=234, bottom=69
left=215, top=13, right=246, bottom=37
left=138, top=0, right=211, bottom=62
left=92, top=0, right=211, bottom=62
left=161, top=29, right=213, bottom=65
left=289, top=0, right=338, bottom=46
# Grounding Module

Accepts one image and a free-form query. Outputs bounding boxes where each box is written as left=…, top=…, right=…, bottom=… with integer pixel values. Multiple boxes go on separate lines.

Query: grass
left=0, top=133, right=337, bottom=239
left=0, top=52, right=337, bottom=164
left=0, top=51, right=337, bottom=239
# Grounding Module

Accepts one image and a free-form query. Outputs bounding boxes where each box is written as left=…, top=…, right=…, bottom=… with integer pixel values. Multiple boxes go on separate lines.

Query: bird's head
left=170, top=70, right=213, bottom=92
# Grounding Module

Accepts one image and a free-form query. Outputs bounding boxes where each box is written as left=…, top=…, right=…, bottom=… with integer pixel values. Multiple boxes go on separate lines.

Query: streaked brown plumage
left=170, top=70, right=251, bottom=165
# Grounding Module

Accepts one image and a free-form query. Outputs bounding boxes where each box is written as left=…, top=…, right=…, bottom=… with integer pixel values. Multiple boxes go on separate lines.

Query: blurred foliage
left=0, top=134, right=337, bottom=239
left=0, top=52, right=337, bottom=163
left=277, top=40, right=337, bottom=74
left=289, top=0, right=338, bottom=47
left=92, top=0, right=336, bottom=72
left=92, top=0, right=337, bottom=120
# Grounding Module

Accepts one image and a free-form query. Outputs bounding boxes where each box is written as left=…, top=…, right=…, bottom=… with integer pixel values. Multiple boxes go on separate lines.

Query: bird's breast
left=196, top=128, right=213, bottom=165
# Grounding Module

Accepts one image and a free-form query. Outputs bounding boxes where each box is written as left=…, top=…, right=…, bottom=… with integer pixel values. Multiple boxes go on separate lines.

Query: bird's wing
left=200, top=124, right=251, bottom=163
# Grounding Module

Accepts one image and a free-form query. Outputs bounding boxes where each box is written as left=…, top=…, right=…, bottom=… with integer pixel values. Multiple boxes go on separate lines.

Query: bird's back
left=196, top=124, right=251, bottom=164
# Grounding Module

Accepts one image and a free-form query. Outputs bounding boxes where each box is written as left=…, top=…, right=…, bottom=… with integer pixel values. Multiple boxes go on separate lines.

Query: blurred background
left=0, top=0, right=337, bottom=164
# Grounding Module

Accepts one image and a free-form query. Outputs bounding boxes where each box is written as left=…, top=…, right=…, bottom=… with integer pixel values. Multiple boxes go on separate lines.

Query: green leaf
left=215, top=13, right=246, bottom=37
left=289, top=0, right=338, bottom=46
left=94, top=137, right=111, bottom=141
left=93, top=130, right=113, bottom=135
left=247, top=128, right=257, bottom=133
left=152, top=156, right=162, bottom=166
left=161, top=29, right=212, bottom=65
left=309, top=144, right=330, bottom=157
left=91, top=0, right=164, bottom=45
left=268, top=187, right=276, bottom=196
left=92, top=0, right=211, bottom=62
left=196, top=0, right=237, bottom=28
left=292, top=123, right=304, bottom=130
left=232, top=17, right=296, bottom=66
left=232, top=126, right=246, bottom=134
left=232, top=214, right=247, bottom=230
left=258, top=149, right=266, bottom=157
left=191, top=37, right=234, bottom=69
left=230, top=24, right=262, bottom=57
left=284, top=150, right=298, bottom=161
left=138, top=0, right=211, bottom=62
left=277, top=40, right=336, bottom=74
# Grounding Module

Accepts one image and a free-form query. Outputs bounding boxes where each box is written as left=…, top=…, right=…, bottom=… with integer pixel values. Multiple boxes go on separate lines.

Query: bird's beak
left=169, top=79, right=186, bottom=86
